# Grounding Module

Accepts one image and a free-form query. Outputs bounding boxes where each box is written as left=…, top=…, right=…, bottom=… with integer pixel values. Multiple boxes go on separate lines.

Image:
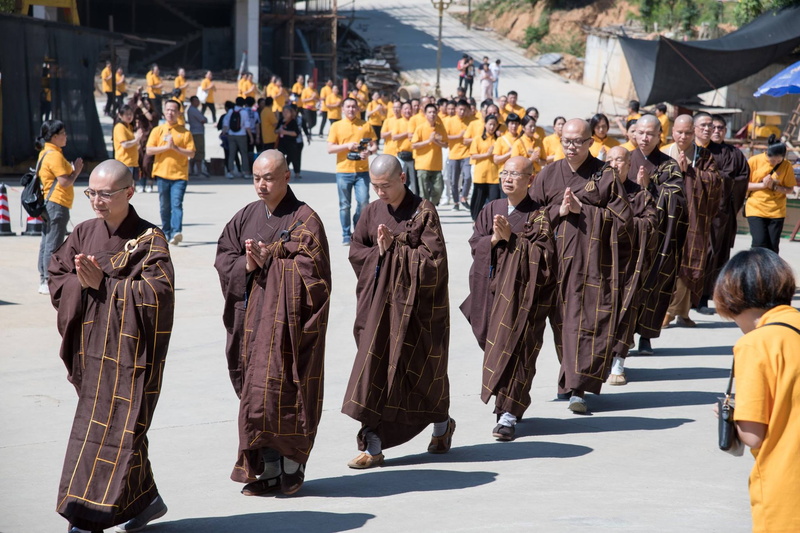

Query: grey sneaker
left=38, top=282, right=49, bottom=295
left=568, top=396, right=588, bottom=414
left=114, top=495, right=167, bottom=532
left=169, top=233, right=183, bottom=246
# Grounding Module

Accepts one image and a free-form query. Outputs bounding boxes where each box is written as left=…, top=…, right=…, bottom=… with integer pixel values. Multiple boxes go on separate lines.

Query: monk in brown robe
left=661, top=115, right=722, bottom=327
left=528, top=119, right=633, bottom=414
left=215, top=150, right=331, bottom=497
left=343, top=154, right=454, bottom=469
left=461, top=156, right=556, bottom=441
left=696, top=112, right=750, bottom=313
left=605, top=146, right=658, bottom=385
left=48, top=160, right=173, bottom=533
left=628, top=115, right=688, bottom=355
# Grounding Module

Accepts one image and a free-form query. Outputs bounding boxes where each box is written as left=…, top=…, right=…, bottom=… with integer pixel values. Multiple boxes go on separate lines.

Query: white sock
left=364, top=429, right=382, bottom=456
left=498, top=412, right=517, bottom=427
left=612, top=355, right=625, bottom=375
left=432, top=418, right=451, bottom=437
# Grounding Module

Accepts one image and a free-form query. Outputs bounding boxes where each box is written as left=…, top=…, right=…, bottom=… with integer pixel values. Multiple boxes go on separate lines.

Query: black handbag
left=718, top=359, right=744, bottom=456
left=397, top=151, right=413, bottom=162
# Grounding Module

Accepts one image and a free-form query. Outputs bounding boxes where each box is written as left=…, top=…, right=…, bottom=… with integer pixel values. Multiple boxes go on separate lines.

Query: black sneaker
left=638, top=337, right=654, bottom=355
left=492, top=424, right=515, bottom=441
left=555, top=392, right=571, bottom=401
left=696, top=306, right=715, bottom=316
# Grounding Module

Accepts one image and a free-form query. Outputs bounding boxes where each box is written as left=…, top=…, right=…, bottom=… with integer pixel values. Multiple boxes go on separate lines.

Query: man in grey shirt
left=223, top=97, right=253, bottom=178
left=187, top=96, right=208, bottom=176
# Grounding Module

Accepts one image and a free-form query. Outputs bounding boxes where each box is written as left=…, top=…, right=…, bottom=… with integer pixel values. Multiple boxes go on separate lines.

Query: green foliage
left=735, top=0, right=800, bottom=24
left=538, top=35, right=586, bottom=56
left=680, top=0, right=700, bottom=33
left=0, top=0, right=15, bottom=14
left=524, top=13, right=551, bottom=47
left=637, top=0, right=736, bottom=34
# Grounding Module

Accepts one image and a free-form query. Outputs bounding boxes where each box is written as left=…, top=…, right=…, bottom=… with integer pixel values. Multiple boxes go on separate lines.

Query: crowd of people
left=35, top=64, right=800, bottom=533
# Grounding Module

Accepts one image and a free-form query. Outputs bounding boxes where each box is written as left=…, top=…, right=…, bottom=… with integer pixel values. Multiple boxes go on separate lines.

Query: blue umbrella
left=754, top=60, right=800, bottom=97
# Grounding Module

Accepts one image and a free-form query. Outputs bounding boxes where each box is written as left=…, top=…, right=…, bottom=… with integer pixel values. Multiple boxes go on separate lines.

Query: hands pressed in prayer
left=377, top=224, right=395, bottom=256
left=636, top=165, right=650, bottom=189
left=74, top=254, right=103, bottom=290
left=245, top=239, right=270, bottom=272
left=491, top=215, right=512, bottom=246
left=677, top=151, right=688, bottom=173
left=559, top=187, right=583, bottom=217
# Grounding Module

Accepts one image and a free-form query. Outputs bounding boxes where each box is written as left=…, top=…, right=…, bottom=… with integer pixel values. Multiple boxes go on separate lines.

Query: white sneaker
left=38, top=282, right=49, bottom=295
left=225, top=171, right=234, bottom=179
left=145, top=185, right=154, bottom=193
left=169, top=233, right=183, bottom=246
left=135, top=185, right=144, bottom=193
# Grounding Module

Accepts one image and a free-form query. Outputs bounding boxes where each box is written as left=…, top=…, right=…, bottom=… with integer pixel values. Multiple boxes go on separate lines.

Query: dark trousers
left=464, top=78, right=474, bottom=98
left=303, top=109, right=317, bottom=132
left=202, top=103, right=217, bottom=122
left=104, top=91, right=115, bottom=115
left=748, top=216, right=784, bottom=254
left=318, top=112, right=328, bottom=135
left=470, top=183, right=501, bottom=220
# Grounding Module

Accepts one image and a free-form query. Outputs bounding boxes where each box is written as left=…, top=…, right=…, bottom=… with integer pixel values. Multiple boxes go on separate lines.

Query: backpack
left=229, top=109, right=242, bottom=132
left=20, top=150, right=55, bottom=217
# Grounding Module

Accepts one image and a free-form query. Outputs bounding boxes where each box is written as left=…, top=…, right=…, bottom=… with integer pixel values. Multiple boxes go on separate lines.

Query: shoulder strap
left=765, top=321, right=800, bottom=335
left=35, top=150, right=59, bottom=200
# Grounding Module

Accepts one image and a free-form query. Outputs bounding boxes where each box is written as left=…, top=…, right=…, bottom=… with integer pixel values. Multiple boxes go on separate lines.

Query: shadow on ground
left=625, top=366, right=729, bottom=382
left=383, top=440, right=592, bottom=468
left=649, top=345, right=733, bottom=357
left=592, top=390, right=721, bottom=412
left=522, top=416, right=693, bottom=438
left=154, top=511, right=374, bottom=532
left=301, top=468, right=497, bottom=497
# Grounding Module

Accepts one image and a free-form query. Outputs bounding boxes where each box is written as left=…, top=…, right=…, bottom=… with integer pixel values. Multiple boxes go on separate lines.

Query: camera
left=346, top=138, right=372, bottom=161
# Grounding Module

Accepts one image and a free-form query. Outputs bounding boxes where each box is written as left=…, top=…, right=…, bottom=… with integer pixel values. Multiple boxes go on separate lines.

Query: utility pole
left=431, top=0, right=452, bottom=97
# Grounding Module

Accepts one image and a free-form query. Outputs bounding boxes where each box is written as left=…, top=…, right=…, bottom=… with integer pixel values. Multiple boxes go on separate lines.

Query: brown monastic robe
left=615, top=176, right=659, bottom=357
left=461, top=196, right=557, bottom=417
left=702, top=141, right=749, bottom=297
left=48, top=207, right=174, bottom=531
left=342, top=187, right=450, bottom=449
left=215, top=187, right=331, bottom=482
left=628, top=149, right=688, bottom=338
left=529, top=157, right=633, bottom=394
left=677, top=146, right=722, bottom=302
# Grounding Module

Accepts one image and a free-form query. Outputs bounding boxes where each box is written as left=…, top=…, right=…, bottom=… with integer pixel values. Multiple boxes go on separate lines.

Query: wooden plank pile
left=359, top=45, right=400, bottom=94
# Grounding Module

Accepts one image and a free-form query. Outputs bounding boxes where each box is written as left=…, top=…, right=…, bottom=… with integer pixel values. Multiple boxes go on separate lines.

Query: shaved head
left=637, top=114, right=661, bottom=131
left=501, top=156, right=535, bottom=203
left=563, top=119, right=591, bottom=138
left=607, top=146, right=631, bottom=181
left=505, top=156, right=533, bottom=176
left=370, top=154, right=403, bottom=180
left=254, top=149, right=288, bottom=174
left=674, top=114, right=694, bottom=129
left=252, top=149, right=290, bottom=210
left=561, top=119, right=592, bottom=167
left=91, top=159, right=133, bottom=188
left=608, top=145, right=630, bottom=162
left=635, top=114, right=662, bottom=154
left=672, top=114, right=695, bottom=151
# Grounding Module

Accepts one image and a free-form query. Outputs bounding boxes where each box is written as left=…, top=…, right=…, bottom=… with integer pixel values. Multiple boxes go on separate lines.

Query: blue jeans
left=493, top=80, right=499, bottom=98
left=336, top=172, right=370, bottom=239
left=157, top=177, right=187, bottom=240
left=38, top=202, right=70, bottom=282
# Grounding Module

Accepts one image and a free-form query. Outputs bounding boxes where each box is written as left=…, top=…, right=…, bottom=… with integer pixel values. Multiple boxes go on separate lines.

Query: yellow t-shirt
left=409, top=114, right=425, bottom=134
left=173, top=75, right=187, bottom=102
left=327, top=117, right=376, bottom=173
left=590, top=135, right=620, bottom=158
left=300, top=87, right=318, bottom=110
left=115, top=73, right=126, bottom=96
left=493, top=132, right=517, bottom=171
left=260, top=107, right=278, bottom=145
left=733, top=305, right=800, bottom=533
left=113, top=123, right=139, bottom=168
left=745, top=153, right=796, bottom=219
left=270, top=86, right=287, bottom=112
left=354, top=90, right=368, bottom=112
left=381, top=116, right=398, bottom=156
left=366, top=100, right=386, bottom=127
left=470, top=134, right=499, bottom=184
left=412, top=121, right=448, bottom=172
left=101, top=66, right=112, bottom=93
left=237, top=77, right=246, bottom=98
left=325, top=94, right=342, bottom=120
left=241, top=80, right=256, bottom=100
left=38, top=142, right=74, bottom=209
left=147, top=122, right=195, bottom=181
left=512, top=134, right=544, bottom=172
left=504, top=103, right=525, bottom=119
left=200, top=78, right=215, bottom=104
left=146, top=71, right=162, bottom=98
left=445, top=116, right=473, bottom=161
left=393, top=117, right=413, bottom=153
left=292, top=82, right=304, bottom=95
left=319, top=86, right=332, bottom=112
left=658, top=114, right=671, bottom=144
left=626, top=112, right=642, bottom=123
left=465, top=119, right=484, bottom=145
left=621, top=140, right=636, bottom=151
left=542, top=133, right=565, bottom=162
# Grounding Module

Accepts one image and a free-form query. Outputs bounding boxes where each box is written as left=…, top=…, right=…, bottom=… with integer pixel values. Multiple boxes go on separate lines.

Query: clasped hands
left=491, top=215, right=512, bottom=246
left=558, top=187, right=583, bottom=217
left=245, top=239, right=276, bottom=272
left=74, top=254, right=103, bottom=290
left=377, top=224, right=395, bottom=256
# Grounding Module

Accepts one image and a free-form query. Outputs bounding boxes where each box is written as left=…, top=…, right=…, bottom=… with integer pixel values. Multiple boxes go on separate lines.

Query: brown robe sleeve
left=460, top=200, right=499, bottom=350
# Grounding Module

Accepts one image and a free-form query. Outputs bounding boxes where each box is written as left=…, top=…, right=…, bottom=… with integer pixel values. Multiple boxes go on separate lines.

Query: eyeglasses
left=499, top=170, right=528, bottom=179
left=84, top=186, right=130, bottom=201
left=695, top=123, right=713, bottom=130
left=561, top=137, right=591, bottom=148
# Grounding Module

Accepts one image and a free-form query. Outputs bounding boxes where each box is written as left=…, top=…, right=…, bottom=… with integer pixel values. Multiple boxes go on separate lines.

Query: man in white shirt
left=490, top=59, right=501, bottom=98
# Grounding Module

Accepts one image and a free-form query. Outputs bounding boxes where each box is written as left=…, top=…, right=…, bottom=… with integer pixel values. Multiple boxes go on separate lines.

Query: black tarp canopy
left=619, top=6, right=800, bottom=106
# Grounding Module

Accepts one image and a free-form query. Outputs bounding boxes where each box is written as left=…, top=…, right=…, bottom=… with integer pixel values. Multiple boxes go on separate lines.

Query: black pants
left=202, top=103, right=216, bottom=122
left=318, top=111, right=328, bottom=135
left=116, top=93, right=127, bottom=110
left=104, top=91, right=115, bottom=115
left=464, top=78, right=474, bottom=98
left=748, top=216, right=784, bottom=254
left=280, top=142, right=302, bottom=175
left=372, top=125, right=382, bottom=147
left=303, top=109, right=317, bottom=133
left=470, top=183, right=501, bottom=221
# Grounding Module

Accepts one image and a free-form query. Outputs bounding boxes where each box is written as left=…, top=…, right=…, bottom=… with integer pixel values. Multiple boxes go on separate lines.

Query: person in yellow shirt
left=270, top=78, right=288, bottom=113
left=356, top=78, right=369, bottom=110
left=291, top=75, right=305, bottom=96
left=744, top=136, right=797, bottom=253
left=469, top=114, right=500, bottom=220
left=381, top=100, right=402, bottom=157
left=260, top=97, right=278, bottom=149
left=512, top=115, right=546, bottom=172
left=711, top=248, right=800, bottom=533
left=242, top=72, right=257, bottom=100
left=145, top=99, right=196, bottom=246
left=114, top=67, right=127, bottom=110
left=173, top=68, right=188, bottom=102
left=199, top=70, right=217, bottom=121
left=615, top=99, right=642, bottom=132
left=146, top=64, right=164, bottom=111
left=393, top=101, right=418, bottom=195
left=326, top=97, right=377, bottom=244
left=34, top=120, right=84, bottom=294
left=325, top=85, right=343, bottom=123
left=620, top=119, right=638, bottom=151
left=493, top=113, right=521, bottom=171
left=300, top=80, right=319, bottom=131
left=543, top=116, right=566, bottom=163
left=237, top=73, right=247, bottom=98
left=504, top=91, right=525, bottom=119
left=366, top=92, right=387, bottom=144
left=445, top=100, right=474, bottom=210
left=655, top=103, right=671, bottom=145
left=497, top=95, right=508, bottom=121
left=437, top=98, right=449, bottom=122
left=411, top=103, right=449, bottom=205
left=317, top=79, right=333, bottom=137
left=101, top=60, right=114, bottom=116
left=589, top=113, right=619, bottom=160
left=113, top=105, right=143, bottom=189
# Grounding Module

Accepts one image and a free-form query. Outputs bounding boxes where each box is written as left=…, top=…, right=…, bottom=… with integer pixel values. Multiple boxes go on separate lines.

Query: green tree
left=680, top=0, right=700, bottom=34
left=640, top=0, right=661, bottom=29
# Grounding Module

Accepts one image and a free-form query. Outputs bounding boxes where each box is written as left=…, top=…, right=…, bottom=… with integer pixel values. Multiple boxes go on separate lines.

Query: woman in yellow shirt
left=325, top=86, right=343, bottom=122
left=493, top=113, right=521, bottom=172
left=512, top=115, right=546, bottom=172
left=199, top=71, right=216, bottom=122
left=713, top=248, right=800, bottom=533
left=589, top=113, right=619, bottom=160
left=317, top=79, right=333, bottom=137
left=291, top=75, right=305, bottom=96
left=542, top=116, right=566, bottom=163
left=114, top=105, right=143, bottom=189
left=35, top=120, right=84, bottom=295
left=745, top=136, right=797, bottom=253
left=114, top=67, right=127, bottom=110
left=366, top=92, right=387, bottom=145
left=620, top=118, right=638, bottom=151
left=469, top=114, right=500, bottom=220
